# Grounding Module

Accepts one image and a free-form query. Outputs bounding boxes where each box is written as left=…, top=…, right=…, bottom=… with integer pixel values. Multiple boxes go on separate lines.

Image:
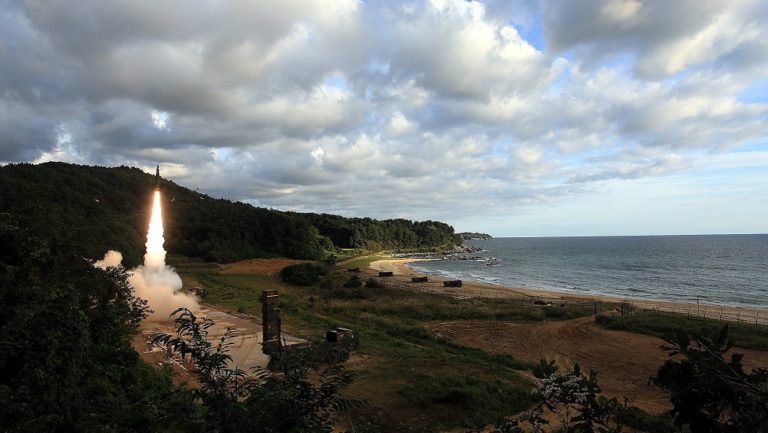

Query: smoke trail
left=96, top=190, right=199, bottom=321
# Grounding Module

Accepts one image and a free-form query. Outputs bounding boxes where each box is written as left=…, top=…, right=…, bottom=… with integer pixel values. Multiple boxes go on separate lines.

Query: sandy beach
left=368, top=258, right=768, bottom=323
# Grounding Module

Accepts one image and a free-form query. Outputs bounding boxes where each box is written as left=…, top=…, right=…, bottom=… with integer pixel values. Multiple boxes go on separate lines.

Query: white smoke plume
left=95, top=190, right=199, bottom=321
left=95, top=250, right=123, bottom=268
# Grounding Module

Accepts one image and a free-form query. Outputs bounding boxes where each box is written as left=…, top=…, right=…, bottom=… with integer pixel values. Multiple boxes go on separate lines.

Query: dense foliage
left=651, top=326, right=768, bottom=433
left=0, top=214, right=200, bottom=433
left=293, top=212, right=461, bottom=250
left=153, top=308, right=359, bottom=433
left=0, top=162, right=460, bottom=265
left=280, top=263, right=326, bottom=286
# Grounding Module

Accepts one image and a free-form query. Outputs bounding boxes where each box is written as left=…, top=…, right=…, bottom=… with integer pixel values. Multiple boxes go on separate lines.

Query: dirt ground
left=220, top=258, right=311, bottom=276
left=134, top=305, right=306, bottom=387
left=132, top=332, right=200, bottom=387
left=428, top=316, right=768, bottom=414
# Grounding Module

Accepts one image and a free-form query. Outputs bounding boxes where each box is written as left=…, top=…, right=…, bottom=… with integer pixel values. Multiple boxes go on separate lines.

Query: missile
left=155, top=164, right=160, bottom=189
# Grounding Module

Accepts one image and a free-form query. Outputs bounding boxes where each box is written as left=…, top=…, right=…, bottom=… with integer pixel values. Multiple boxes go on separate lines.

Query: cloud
left=542, top=0, right=768, bottom=77
left=1, top=0, right=767, bottom=234
left=386, top=0, right=550, bottom=100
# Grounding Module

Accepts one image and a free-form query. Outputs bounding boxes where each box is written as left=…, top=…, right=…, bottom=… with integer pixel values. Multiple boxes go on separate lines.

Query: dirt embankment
left=428, top=316, right=768, bottom=415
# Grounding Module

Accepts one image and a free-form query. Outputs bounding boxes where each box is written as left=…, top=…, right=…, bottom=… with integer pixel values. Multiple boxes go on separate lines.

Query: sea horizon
left=411, top=234, right=768, bottom=310
left=488, top=232, right=768, bottom=239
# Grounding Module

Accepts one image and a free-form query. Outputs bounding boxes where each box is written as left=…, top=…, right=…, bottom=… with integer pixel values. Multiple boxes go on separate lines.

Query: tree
left=0, top=214, right=199, bottom=433
left=153, top=308, right=361, bottom=433
left=651, top=325, right=768, bottom=433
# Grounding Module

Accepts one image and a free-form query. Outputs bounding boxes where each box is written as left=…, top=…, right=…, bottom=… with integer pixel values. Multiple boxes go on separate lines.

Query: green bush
left=615, top=407, right=674, bottom=433
left=279, top=263, right=325, bottom=286
left=344, top=275, right=363, bottom=288
left=651, top=326, right=768, bottom=432
left=399, top=375, right=533, bottom=429
left=364, top=278, right=384, bottom=289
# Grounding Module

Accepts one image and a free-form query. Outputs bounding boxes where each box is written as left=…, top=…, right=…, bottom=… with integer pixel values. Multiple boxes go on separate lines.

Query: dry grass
left=219, top=258, right=313, bottom=276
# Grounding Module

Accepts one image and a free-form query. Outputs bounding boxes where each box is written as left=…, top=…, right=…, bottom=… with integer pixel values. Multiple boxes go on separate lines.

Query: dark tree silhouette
left=651, top=326, right=768, bottom=433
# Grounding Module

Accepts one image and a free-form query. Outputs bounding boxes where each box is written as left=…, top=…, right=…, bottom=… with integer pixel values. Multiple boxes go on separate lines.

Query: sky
left=1, top=0, right=767, bottom=236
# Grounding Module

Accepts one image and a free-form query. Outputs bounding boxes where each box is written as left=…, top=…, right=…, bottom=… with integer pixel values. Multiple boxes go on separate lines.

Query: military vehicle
left=322, top=327, right=359, bottom=363
left=261, top=290, right=358, bottom=371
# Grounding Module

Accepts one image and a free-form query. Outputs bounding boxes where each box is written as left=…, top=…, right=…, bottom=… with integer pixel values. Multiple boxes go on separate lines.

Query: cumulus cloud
left=1, top=0, right=767, bottom=233
left=542, top=0, right=768, bottom=77
left=386, top=0, right=549, bottom=99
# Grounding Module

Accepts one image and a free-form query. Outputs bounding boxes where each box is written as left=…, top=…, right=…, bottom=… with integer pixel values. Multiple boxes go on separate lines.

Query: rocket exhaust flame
left=95, top=177, right=198, bottom=321
left=129, top=188, right=199, bottom=321
left=145, top=190, right=166, bottom=269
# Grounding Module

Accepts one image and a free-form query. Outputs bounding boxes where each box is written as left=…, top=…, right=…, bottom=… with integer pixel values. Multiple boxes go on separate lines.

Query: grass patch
left=398, top=375, right=535, bottom=431
left=337, top=255, right=387, bottom=270
left=167, top=254, right=219, bottom=274
left=595, top=313, right=768, bottom=351
left=327, top=291, right=590, bottom=323
left=616, top=407, right=674, bottom=433
left=328, top=248, right=359, bottom=262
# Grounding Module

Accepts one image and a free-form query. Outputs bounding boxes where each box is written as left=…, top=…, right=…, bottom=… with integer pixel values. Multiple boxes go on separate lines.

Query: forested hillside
left=0, top=162, right=459, bottom=265
left=294, top=212, right=461, bottom=250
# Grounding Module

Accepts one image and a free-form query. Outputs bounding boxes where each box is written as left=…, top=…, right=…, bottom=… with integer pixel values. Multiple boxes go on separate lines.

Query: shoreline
left=368, top=258, right=768, bottom=321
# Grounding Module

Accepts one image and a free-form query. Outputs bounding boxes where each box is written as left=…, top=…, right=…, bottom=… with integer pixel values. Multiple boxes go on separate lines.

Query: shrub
left=399, top=375, right=533, bottom=429
left=280, top=263, right=325, bottom=286
left=494, top=359, right=630, bottom=433
left=615, top=407, right=674, bottom=433
left=344, top=275, right=363, bottom=288
left=319, top=275, right=342, bottom=291
left=651, top=326, right=768, bottom=432
left=364, top=278, right=384, bottom=289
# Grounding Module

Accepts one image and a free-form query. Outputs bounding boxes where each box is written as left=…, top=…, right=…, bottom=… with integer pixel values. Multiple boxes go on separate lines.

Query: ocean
left=408, top=234, right=768, bottom=309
